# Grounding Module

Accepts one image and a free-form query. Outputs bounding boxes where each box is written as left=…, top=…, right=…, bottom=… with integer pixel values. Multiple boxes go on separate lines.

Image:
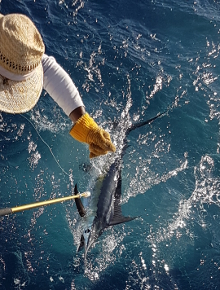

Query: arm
left=42, top=54, right=116, bottom=158
left=69, top=106, right=86, bottom=123
left=42, top=54, right=84, bottom=117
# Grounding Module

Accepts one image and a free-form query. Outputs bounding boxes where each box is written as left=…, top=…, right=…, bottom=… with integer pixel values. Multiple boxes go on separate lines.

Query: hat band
left=0, top=64, right=36, bottom=82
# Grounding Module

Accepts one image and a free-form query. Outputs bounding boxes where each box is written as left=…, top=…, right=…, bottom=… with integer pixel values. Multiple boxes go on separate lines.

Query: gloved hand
left=69, top=113, right=116, bottom=158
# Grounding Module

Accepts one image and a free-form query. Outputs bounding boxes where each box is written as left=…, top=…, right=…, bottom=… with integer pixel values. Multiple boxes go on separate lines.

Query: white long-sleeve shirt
left=42, top=54, right=84, bottom=116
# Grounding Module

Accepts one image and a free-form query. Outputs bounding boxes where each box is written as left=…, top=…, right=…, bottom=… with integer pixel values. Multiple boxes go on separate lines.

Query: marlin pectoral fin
left=77, top=234, right=85, bottom=252
left=110, top=191, right=137, bottom=226
left=109, top=215, right=136, bottom=226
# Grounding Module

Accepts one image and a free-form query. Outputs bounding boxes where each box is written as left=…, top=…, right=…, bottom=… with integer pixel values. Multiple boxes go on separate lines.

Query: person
left=0, top=13, right=116, bottom=158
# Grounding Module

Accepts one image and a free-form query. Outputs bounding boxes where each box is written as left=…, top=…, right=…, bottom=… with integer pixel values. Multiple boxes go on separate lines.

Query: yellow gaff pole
left=0, top=191, right=90, bottom=217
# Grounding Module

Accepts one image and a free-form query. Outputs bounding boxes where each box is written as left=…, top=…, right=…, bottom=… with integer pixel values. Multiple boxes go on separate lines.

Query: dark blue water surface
left=1, top=0, right=220, bottom=289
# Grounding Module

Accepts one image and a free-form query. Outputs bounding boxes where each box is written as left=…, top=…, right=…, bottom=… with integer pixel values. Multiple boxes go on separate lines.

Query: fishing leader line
left=20, top=113, right=70, bottom=177
left=20, top=114, right=76, bottom=195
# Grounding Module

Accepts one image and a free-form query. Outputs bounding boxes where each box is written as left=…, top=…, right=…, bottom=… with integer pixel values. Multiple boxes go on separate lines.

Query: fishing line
left=20, top=113, right=70, bottom=177
left=18, top=115, right=87, bottom=219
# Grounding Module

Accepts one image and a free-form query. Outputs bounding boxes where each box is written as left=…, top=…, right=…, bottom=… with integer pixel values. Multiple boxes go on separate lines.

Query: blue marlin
left=74, top=112, right=163, bottom=260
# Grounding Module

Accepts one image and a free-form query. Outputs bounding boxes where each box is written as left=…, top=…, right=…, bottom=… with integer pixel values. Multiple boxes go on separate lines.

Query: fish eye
left=85, top=229, right=90, bottom=233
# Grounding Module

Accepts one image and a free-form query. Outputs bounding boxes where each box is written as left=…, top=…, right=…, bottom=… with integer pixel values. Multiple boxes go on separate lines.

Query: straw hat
left=0, top=13, right=45, bottom=113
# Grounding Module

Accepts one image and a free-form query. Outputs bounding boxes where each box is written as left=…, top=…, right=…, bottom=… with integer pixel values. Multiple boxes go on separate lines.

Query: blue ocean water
left=1, top=0, right=220, bottom=289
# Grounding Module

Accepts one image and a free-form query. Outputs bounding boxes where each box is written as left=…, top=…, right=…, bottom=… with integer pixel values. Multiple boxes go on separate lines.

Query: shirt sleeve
left=42, top=54, right=84, bottom=116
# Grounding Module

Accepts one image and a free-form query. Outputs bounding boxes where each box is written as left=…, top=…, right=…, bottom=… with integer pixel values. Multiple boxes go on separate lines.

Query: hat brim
left=0, top=63, right=43, bottom=114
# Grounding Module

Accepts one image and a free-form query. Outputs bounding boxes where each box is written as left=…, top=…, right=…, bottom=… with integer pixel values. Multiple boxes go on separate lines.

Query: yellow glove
left=69, top=113, right=116, bottom=158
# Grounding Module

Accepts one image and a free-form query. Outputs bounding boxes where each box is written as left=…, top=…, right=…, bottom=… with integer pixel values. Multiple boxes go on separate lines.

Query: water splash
left=150, top=154, right=219, bottom=245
